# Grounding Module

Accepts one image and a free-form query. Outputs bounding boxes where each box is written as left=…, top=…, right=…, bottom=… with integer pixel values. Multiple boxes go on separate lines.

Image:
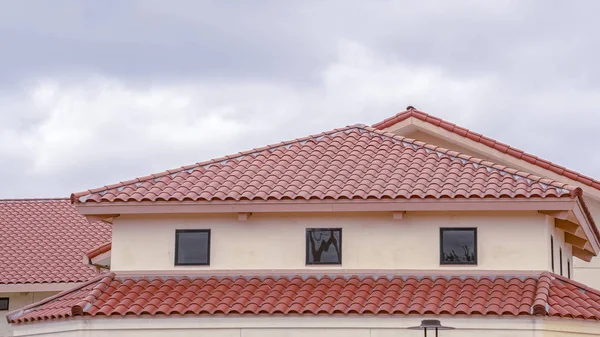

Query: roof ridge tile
left=72, top=273, right=116, bottom=316
left=87, top=242, right=112, bottom=259
left=532, top=272, right=552, bottom=315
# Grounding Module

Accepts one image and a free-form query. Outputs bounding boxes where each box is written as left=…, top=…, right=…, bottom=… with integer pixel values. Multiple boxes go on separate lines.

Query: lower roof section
left=0, top=198, right=112, bottom=285
left=7, top=271, right=600, bottom=324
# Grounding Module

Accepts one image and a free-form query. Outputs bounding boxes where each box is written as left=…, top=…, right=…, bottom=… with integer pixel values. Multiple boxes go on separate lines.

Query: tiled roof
left=87, top=242, right=111, bottom=260
left=9, top=272, right=600, bottom=323
left=71, top=125, right=582, bottom=204
left=372, top=108, right=600, bottom=191
left=0, top=199, right=112, bottom=284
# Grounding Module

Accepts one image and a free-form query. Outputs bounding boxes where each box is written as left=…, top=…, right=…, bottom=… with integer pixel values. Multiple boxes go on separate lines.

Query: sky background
left=1, top=0, right=599, bottom=198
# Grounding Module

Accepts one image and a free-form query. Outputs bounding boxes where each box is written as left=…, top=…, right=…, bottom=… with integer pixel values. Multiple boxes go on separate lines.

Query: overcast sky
left=1, top=0, right=600, bottom=198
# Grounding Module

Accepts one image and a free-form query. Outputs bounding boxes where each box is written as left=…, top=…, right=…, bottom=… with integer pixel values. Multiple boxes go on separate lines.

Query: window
left=567, top=259, right=571, bottom=279
left=175, top=230, right=210, bottom=265
left=306, top=228, right=342, bottom=265
left=559, top=247, right=563, bottom=276
left=0, top=298, right=8, bottom=311
left=440, top=228, right=477, bottom=265
left=550, top=235, right=555, bottom=272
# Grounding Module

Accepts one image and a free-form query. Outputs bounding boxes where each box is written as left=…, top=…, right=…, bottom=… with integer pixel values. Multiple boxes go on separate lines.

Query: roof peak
left=72, top=123, right=579, bottom=203
left=372, top=108, right=600, bottom=192
left=367, top=126, right=579, bottom=197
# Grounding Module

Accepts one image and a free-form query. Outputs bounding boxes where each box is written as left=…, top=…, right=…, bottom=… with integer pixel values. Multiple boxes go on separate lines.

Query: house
left=6, top=108, right=600, bottom=336
left=0, top=199, right=111, bottom=336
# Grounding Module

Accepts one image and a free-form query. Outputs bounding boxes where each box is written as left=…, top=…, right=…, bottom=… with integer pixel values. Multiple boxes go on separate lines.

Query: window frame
left=305, top=228, right=342, bottom=265
left=0, top=297, right=8, bottom=311
left=440, top=227, right=478, bottom=265
left=174, top=229, right=211, bottom=266
left=567, top=259, right=571, bottom=279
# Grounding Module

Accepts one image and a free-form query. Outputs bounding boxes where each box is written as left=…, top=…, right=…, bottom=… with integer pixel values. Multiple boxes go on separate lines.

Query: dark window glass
left=440, top=228, right=477, bottom=265
left=0, top=298, right=8, bottom=311
left=559, top=247, right=563, bottom=276
left=550, top=236, right=555, bottom=272
left=175, top=230, right=210, bottom=265
left=567, top=260, right=571, bottom=279
left=306, top=228, right=342, bottom=265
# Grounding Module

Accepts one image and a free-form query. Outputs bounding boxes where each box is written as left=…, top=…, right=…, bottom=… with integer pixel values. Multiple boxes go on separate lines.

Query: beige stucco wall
left=0, top=292, right=57, bottom=337
left=111, top=211, right=563, bottom=273
left=10, top=315, right=600, bottom=337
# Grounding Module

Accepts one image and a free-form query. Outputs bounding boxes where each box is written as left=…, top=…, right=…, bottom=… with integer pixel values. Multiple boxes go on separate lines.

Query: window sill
left=439, top=263, right=478, bottom=266
left=305, top=263, right=343, bottom=267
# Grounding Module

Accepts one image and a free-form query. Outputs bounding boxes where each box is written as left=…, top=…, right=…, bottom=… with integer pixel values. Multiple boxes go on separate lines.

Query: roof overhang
left=85, top=252, right=111, bottom=271
left=539, top=196, right=600, bottom=261
left=76, top=198, right=578, bottom=215
left=86, top=242, right=111, bottom=260
left=83, top=242, right=111, bottom=271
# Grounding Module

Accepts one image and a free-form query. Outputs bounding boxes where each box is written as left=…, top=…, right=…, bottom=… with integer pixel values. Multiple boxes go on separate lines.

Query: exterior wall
left=111, top=211, right=550, bottom=273
left=0, top=292, right=57, bottom=337
left=10, top=315, right=600, bottom=337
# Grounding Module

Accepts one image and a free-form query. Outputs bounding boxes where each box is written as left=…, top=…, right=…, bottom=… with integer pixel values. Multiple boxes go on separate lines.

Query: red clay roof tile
left=86, top=242, right=111, bottom=259
left=9, top=272, right=600, bottom=323
left=0, top=199, right=111, bottom=284
left=71, top=125, right=582, bottom=204
left=372, top=109, right=600, bottom=192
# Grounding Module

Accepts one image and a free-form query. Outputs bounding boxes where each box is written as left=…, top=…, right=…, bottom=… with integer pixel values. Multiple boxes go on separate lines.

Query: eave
left=75, top=198, right=578, bottom=215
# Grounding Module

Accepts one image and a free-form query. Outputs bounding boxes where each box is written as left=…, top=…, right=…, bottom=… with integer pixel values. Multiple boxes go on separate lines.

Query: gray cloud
left=0, top=0, right=332, bottom=84
left=1, top=1, right=600, bottom=198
